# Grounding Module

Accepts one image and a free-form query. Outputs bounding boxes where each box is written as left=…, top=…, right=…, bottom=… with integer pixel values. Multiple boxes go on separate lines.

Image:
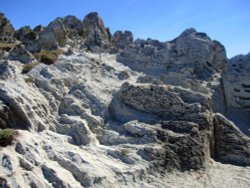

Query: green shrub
left=0, top=129, right=17, bottom=147
left=24, top=76, right=34, bottom=83
left=121, top=149, right=130, bottom=156
left=35, top=49, right=64, bottom=65
left=22, top=62, right=40, bottom=74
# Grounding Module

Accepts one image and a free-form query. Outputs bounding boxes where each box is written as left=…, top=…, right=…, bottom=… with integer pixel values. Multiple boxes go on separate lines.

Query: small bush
left=24, top=76, right=34, bottom=83
left=22, top=62, right=40, bottom=74
left=0, top=129, right=17, bottom=147
left=35, top=49, right=64, bottom=65
left=121, top=149, right=130, bottom=156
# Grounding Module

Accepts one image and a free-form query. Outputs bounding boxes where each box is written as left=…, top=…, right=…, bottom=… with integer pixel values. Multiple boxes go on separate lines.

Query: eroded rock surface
left=0, top=11, right=250, bottom=188
left=214, top=113, right=250, bottom=166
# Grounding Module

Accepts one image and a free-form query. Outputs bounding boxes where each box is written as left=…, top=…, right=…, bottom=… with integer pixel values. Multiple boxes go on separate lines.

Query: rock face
left=0, top=13, right=15, bottom=43
left=38, top=18, right=67, bottom=50
left=118, top=28, right=226, bottom=92
left=223, top=52, right=250, bottom=136
left=0, top=12, right=250, bottom=188
left=9, top=45, right=35, bottom=64
left=110, top=82, right=213, bottom=171
left=214, top=113, right=250, bottom=166
left=110, top=82, right=209, bottom=122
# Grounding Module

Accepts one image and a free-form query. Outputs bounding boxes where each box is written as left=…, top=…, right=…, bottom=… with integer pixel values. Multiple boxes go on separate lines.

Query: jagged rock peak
left=82, top=12, right=106, bottom=29
left=177, top=27, right=211, bottom=41
left=82, top=12, right=111, bottom=50
left=179, top=27, right=197, bottom=36
left=0, top=13, right=15, bottom=43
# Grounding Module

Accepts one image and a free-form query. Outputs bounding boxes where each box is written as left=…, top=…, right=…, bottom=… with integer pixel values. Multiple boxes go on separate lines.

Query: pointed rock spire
left=82, top=12, right=111, bottom=51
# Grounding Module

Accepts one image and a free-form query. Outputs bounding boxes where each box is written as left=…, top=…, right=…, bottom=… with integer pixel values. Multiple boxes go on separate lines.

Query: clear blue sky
left=0, top=0, right=249, bottom=58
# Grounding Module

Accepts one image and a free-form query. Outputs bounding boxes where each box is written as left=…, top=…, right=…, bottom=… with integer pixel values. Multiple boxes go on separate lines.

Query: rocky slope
left=0, top=12, right=250, bottom=188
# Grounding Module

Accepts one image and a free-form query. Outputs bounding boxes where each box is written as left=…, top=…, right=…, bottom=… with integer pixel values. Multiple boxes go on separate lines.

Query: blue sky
left=0, top=0, right=249, bottom=58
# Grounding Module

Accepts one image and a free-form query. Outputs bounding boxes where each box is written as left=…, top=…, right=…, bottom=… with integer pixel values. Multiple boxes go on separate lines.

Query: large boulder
left=38, top=18, right=66, bottom=50
left=213, top=113, right=250, bottom=166
left=82, top=12, right=111, bottom=51
left=9, top=45, right=35, bottom=64
left=0, top=60, right=15, bottom=80
left=109, top=82, right=213, bottom=171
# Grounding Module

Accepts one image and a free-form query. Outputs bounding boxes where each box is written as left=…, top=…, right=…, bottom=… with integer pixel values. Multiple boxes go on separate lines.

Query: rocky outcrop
left=14, top=26, right=37, bottom=42
left=63, top=15, right=83, bottom=36
left=110, top=82, right=213, bottom=171
left=0, top=60, right=14, bottom=80
left=0, top=13, right=15, bottom=43
left=0, top=88, right=33, bottom=130
left=223, top=52, right=250, bottom=136
left=118, top=29, right=227, bottom=91
left=14, top=26, right=40, bottom=52
left=214, top=113, right=250, bottom=166
left=112, top=30, right=133, bottom=49
left=110, top=82, right=209, bottom=122
left=82, top=12, right=111, bottom=51
left=8, top=45, right=35, bottom=64
left=38, top=18, right=67, bottom=50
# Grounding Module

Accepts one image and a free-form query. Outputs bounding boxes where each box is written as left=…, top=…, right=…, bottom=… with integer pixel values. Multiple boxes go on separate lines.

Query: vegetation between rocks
left=22, top=62, right=40, bottom=74
left=24, top=76, right=35, bottom=83
left=0, top=128, right=17, bottom=147
left=0, top=43, right=16, bottom=51
left=34, top=49, right=64, bottom=65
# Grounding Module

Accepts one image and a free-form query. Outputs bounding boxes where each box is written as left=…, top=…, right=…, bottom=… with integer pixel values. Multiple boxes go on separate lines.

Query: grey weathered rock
left=1, top=154, right=13, bottom=175
left=38, top=18, right=66, bottom=50
left=112, top=30, right=133, bottom=49
left=42, top=164, right=69, bottom=188
left=19, top=157, right=34, bottom=171
left=9, top=45, right=35, bottom=64
left=82, top=12, right=111, bottom=51
left=58, top=115, right=92, bottom=145
left=63, top=15, right=83, bottom=36
left=0, top=86, right=34, bottom=130
left=214, top=113, right=250, bottom=166
left=111, top=82, right=208, bottom=122
left=223, top=52, right=250, bottom=136
left=33, top=25, right=45, bottom=33
left=0, top=12, right=250, bottom=188
left=0, top=13, right=15, bottom=43
left=14, top=26, right=40, bottom=52
left=118, top=28, right=227, bottom=94
left=0, top=176, right=10, bottom=188
left=14, top=26, right=37, bottom=42
left=0, top=60, right=16, bottom=80
left=109, top=82, right=213, bottom=171
left=0, top=101, right=9, bottom=129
